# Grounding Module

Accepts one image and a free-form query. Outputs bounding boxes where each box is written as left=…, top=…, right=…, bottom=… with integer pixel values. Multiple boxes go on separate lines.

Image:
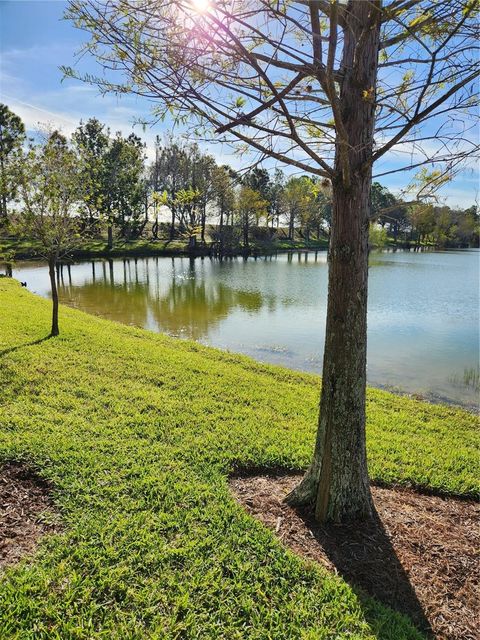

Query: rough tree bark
left=48, top=255, right=60, bottom=337
left=287, top=0, right=381, bottom=522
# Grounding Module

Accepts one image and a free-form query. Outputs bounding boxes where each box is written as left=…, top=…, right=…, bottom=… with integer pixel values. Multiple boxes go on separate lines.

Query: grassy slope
left=0, top=279, right=478, bottom=639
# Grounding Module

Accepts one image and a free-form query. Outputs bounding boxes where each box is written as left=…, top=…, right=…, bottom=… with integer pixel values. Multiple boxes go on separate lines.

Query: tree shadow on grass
left=295, top=504, right=433, bottom=636
left=0, top=335, right=53, bottom=358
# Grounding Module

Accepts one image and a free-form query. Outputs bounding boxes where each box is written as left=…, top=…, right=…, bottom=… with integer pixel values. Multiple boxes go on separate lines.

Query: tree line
left=2, top=105, right=477, bottom=259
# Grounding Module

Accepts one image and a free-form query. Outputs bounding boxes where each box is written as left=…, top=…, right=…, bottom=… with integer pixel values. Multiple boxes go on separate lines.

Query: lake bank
left=0, top=235, right=329, bottom=261
left=0, top=278, right=478, bottom=638
left=2, top=233, right=460, bottom=263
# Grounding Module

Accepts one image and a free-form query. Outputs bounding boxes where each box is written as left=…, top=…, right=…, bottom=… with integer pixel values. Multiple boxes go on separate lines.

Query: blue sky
left=1, top=0, right=478, bottom=207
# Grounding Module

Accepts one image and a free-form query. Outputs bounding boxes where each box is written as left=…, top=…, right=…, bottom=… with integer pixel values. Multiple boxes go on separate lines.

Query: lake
left=13, top=249, right=480, bottom=409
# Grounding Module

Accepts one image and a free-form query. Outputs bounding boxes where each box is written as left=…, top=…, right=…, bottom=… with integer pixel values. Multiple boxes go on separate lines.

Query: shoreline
left=3, top=236, right=473, bottom=263
left=3, top=273, right=478, bottom=413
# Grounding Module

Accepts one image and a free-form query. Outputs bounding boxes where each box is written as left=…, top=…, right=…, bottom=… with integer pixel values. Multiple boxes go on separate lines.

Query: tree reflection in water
left=58, top=257, right=269, bottom=340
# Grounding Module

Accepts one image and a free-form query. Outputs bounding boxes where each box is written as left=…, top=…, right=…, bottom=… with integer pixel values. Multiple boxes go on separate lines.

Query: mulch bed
left=230, top=474, right=479, bottom=640
left=0, top=462, right=59, bottom=570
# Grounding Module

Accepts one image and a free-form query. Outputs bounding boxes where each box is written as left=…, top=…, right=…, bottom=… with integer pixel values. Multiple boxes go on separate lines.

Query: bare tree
left=65, top=0, right=479, bottom=522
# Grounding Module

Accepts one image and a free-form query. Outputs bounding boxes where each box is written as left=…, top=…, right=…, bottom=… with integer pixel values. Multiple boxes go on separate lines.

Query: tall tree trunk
left=48, top=256, right=59, bottom=337
left=286, top=0, right=380, bottom=522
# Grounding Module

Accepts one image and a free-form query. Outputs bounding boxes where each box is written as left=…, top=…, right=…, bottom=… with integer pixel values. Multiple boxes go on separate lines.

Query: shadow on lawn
left=295, top=504, right=432, bottom=636
left=0, top=335, right=53, bottom=358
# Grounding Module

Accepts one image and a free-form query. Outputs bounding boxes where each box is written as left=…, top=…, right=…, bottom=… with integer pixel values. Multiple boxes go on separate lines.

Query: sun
left=190, top=0, right=211, bottom=13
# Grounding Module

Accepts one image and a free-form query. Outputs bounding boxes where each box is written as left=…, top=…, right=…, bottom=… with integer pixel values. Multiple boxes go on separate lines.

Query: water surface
left=13, top=249, right=480, bottom=409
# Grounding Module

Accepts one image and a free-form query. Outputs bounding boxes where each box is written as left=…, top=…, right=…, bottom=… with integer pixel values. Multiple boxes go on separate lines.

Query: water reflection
left=150, top=276, right=265, bottom=340
left=62, top=280, right=150, bottom=327
left=59, top=257, right=270, bottom=340
left=12, top=250, right=480, bottom=409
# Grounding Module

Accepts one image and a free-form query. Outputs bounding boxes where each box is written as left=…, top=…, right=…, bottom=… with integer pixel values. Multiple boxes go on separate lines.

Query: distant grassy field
left=0, top=279, right=477, bottom=638
left=0, top=233, right=329, bottom=262
left=0, top=236, right=192, bottom=260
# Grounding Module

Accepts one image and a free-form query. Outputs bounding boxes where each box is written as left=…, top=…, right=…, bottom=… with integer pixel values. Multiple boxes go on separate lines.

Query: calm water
left=13, top=249, right=480, bottom=409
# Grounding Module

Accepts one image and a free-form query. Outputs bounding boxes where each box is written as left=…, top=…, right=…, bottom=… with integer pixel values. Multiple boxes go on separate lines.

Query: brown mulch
left=0, top=462, right=59, bottom=570
left=230, top=474, right=480, bottom=640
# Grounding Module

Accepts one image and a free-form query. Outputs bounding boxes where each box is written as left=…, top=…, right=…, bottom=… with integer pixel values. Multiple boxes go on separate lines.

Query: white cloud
left=3, top=96, right=79, bottom=138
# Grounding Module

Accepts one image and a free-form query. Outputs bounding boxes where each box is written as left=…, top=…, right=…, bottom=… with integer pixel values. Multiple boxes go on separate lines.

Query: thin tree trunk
left=219, top=206, right=224, bottom=255
left=48, top=256, right=59, bottom=337
left=0, top=146, right=8, bottom=224
left=107, top=222, right=113, bottom=250
left=0, top=194, right=7, bottom=224
left=201, top=204, right=206, bottom=244
left=170, top=204, right=176, bottom=240
left=286, top=0, right=381, bottom=523
left=288, top=210, right=294, bottom=240
left=243, top=214, right=249, bottom=249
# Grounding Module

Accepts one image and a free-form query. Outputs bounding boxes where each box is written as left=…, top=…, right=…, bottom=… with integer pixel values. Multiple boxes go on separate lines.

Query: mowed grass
left=0, top=279, right=478, bottom=639
left=0, top=236, right=190, bottom=260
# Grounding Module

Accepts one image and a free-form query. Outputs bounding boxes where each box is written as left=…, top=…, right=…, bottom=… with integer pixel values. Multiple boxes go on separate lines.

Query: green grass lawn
left=0, top=279, right=478, bottom=639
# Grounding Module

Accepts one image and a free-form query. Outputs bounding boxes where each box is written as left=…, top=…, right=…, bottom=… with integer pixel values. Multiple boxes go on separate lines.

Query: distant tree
left=369, top=223, right=388, bottom=249
left=150, top=138, right=192, bottom=240
left=236, top=185, right=268, bottom=250
left=73, top=121, right=147, bottom=244
left=409, top=204, right=436, bottom=246
left=149, top=137, right=165, bottom=239
left=433, top=206, right=454, bottom=247
left=103, top=132, right=146, bottom=246
left=16, top=131, right=81, bottom=336
left=371, top=182, right=397, bottom=223
left=267, top=169, right=286, bottom=231
left=211, top=164, right=236, bottom=253
left=371, top=182, right=409, bottom=244
left=0, top=104, right=26, bottom=225
left=455, top=206, right=479, bottom=246
left=243, top=168, right=271, bottom=202
left=243, top=168, right=272, bottom=230
left=174, top=187, right=202, bottom=250
left=72, top=118, right=110, bottom=228
left=191, top=149, right=216, bottom=244
left=282, top=176, right=318, bottom=241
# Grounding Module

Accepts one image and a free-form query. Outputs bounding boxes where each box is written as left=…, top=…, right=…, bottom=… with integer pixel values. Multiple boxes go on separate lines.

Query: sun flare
left=190, top=0, right=211, bottom=13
